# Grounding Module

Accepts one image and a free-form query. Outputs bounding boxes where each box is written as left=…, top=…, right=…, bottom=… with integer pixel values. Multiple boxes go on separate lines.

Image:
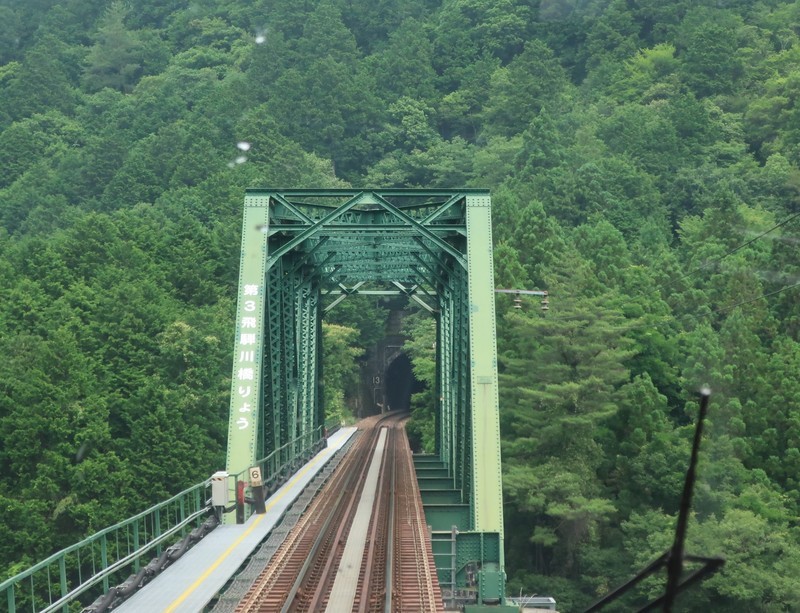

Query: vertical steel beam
left=456, top=274, right=471, bottom=501
left=296, top=280, right=310, bottom=445
left=465, top=194, right=504, bottom=538
left=285, top=266, right=297, bottom=458
left=295, top=275, right=319, bottom=449
left=437, top=288, right=451, bottom=470
left=264, top=263, right=284, bottom=460
left=227, top=193, right=326, bottom=526
left=225, top=195, right=268, bottom=516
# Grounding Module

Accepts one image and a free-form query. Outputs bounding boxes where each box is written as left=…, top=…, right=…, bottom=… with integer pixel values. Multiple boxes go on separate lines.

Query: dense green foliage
left=2, top=0, right=800, bottom=609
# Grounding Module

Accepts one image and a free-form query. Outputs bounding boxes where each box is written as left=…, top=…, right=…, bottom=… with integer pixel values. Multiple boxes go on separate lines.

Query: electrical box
left=211, top=471, right=229, bottom=506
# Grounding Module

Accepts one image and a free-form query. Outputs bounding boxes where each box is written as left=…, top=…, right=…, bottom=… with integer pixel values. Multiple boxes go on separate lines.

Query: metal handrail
left=1, top=479, right=212, bottom=613
left=225, top=426, right=327, bottom=522
left=1, top=425, right=331, bottom=611
left=43, top=506, right=209, bottom=613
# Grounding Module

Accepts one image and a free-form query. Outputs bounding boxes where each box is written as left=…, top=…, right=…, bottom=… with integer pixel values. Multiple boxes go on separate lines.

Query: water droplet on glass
left=76, top=442, right=88, bottom=462
left=237, top=141, right=251, bottom=151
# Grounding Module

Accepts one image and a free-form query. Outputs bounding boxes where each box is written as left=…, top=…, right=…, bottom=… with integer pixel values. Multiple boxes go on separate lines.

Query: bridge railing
left=324, top=416, right=342, bottom=437
left=2, top=424, right=337, bottom=609
left=0, top=479, right=212, bottom=613
left=226, top=426, right=328, bottom=522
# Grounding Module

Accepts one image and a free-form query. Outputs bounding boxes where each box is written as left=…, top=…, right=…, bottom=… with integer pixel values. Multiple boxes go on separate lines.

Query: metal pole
left=663, top=389, right=711, bottom=611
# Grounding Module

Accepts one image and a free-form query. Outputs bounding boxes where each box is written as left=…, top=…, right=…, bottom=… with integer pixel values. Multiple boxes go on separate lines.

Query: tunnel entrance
left=384, top=352, right=424, bottom=413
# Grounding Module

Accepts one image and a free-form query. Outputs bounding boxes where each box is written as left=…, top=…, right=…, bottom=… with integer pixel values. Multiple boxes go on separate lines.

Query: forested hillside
left=2, top=0, right=800, bottom=609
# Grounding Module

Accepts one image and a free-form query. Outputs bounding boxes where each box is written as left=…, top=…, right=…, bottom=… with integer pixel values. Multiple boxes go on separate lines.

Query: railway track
left=234, top=414, right=443, bottom=612
left=390, top=425, right=442, bottom=611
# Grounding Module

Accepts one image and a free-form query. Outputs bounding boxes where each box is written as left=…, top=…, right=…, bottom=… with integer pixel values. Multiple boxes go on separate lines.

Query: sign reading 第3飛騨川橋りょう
left=234, top=284, right=261, bottom=431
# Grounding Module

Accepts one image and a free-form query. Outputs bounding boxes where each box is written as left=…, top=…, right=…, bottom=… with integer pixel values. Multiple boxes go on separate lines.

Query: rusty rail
left=233, top=414, right=442, bottom=612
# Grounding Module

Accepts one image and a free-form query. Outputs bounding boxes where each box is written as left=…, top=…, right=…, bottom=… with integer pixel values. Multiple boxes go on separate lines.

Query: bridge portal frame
left=225, top=189, right=504, bottom=601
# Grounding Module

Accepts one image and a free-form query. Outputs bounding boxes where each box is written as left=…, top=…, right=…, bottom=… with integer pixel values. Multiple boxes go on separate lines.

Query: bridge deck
left=114, top=427, right=357, bottom=613
left=325, top=427, right=387, bottom=611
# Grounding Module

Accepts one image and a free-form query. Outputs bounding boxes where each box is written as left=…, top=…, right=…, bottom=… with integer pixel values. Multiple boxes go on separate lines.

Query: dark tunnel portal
left=385, top=353, right=424, bottom=412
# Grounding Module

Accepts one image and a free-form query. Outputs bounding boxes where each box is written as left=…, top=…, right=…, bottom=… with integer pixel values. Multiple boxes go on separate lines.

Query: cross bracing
left=226, top=189, right=506, bottom=601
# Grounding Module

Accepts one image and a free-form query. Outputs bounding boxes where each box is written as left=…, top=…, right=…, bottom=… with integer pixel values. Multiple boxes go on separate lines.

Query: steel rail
left=234, top=414, right=441, bottom=612
left=299, top=430, right=377, bottom=612
left=234, top=429, right=372, bottom=611
left=383, top=426, right=397, bottom=613
left=392, top=424, right=443, bottom=611
left=356, top=426, right=394, bottom=612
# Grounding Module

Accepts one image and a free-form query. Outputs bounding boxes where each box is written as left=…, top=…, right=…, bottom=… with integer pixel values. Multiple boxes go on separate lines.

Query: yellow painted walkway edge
left=163, top=447, right=332, bottom=612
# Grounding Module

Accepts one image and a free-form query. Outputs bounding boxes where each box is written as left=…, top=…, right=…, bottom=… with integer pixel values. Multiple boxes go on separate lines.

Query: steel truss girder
left=268, top=224, right=466, bottom=235
left=264, top=192, right=467, bottom=275
left=262, top=259, right=319, bottom=465
left=437, top=272, right=471, bottom=499
left=226, top=191, right=504, bottom=595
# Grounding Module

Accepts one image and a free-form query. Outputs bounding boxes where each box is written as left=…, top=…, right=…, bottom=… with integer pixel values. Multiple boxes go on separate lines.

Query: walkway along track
left=233, top=414, right=443, bottom=612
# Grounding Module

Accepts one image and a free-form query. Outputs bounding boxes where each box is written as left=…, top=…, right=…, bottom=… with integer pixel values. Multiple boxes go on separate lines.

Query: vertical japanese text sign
left=226, top=196, right=268, bottom=488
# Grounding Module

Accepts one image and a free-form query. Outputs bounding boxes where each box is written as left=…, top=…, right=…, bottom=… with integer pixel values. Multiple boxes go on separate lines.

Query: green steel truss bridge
left=227, top=188, right=505, bottom=599
left=0, top=188, right=507, bottom=610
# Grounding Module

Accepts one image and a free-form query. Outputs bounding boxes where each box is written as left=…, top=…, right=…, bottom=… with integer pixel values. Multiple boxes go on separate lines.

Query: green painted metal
left=224, top=189, right=505, bottom=595
left=424, top=505, right=472, bottom=530
left=465, top=194, right=504, bottom=536
left=418, top=477, right=461, bottom=490
left=0, top=480, right=211, bottom=612
left=431, top=530, right=504, bottom=603
left=2, top=189, right=506, bottom=609
left=478, top=567, right=505, bottom=603
left=420, top=490, right=463, bottom=504
left=225, top=199, right=268, bottom=500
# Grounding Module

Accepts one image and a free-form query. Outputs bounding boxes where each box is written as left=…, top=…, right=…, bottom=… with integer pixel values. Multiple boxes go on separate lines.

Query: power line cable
left=715, top=280, right=800, bottom=315
left=520, top=210, right=800, bottom=328
left=663, top=209, right=800, bottom=293
left=506, top=309, right=678, bottom=334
